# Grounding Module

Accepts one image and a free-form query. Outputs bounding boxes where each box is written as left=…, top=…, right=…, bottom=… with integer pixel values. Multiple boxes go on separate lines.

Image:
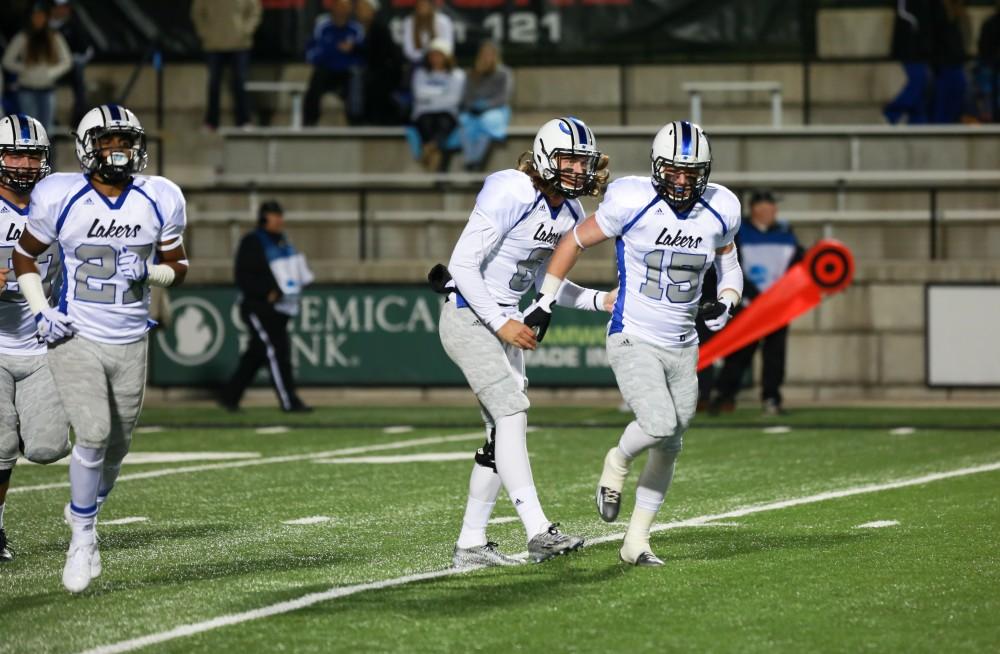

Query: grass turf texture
left=1, top=406, right=997, bottom=653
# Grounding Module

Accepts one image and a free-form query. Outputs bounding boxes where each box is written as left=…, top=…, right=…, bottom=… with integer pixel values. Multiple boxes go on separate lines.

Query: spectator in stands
left=303, top=0, right=364, bottom=126
left=191, top=0, right=262, bottom=131
left=930, top=0, right=971, bottom=123
left=458, top=41, right=512, bottom=171
left=1, top=4, right=72, bottom=133
left=355, top=0, right=404, bottom=125
left=973, top=0, right=1000, bottom=121
left=221, top=200, right=314, bottom=414
left=411, top=37, right=464, bottom=171
left=49, top=0, right=92, bottom=126
left=401, top=0, right=454, bottom=67
left=708, top=190, right=803, bottom=416
left=884, top=0, right=934, bottom=124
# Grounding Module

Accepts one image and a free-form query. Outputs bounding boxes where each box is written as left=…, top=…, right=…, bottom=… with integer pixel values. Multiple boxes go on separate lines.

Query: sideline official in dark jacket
left=220, top=201, right=314, bottom=412
left=709, top=190, right=804, bottom=416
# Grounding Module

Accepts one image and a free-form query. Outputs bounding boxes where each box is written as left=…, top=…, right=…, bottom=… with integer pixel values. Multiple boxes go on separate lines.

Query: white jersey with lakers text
left=27, top=173, right=186, bottom=345
left=596, top=177, right=741, bottom=349
left=0, top=196, right=60, bottom=355
left=451, top=169, right=583, bottom=309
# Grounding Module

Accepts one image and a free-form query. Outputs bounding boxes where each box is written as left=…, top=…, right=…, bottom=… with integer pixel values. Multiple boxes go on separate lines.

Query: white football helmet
left=74, top=104, right=148, bottom=183
left=0, top=114, right=51, bottom=194
left=651, top=120, right=711, bottom=209
left=532, top=117, right=601, bottom=198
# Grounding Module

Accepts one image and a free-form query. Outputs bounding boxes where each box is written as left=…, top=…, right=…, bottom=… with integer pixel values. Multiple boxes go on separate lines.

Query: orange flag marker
left=697, top=239, right=855, bottom=371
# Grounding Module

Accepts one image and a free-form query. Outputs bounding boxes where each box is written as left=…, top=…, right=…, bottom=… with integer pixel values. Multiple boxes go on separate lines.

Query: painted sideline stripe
left=78, top=461, right=1000, bottom=654
left=856, top=520, right=900, bottom=529
left=314, top=452, right=471, bottom=465
left=100, top=517, right=149, bottom=526
left=10, top=432, right=484, bottom=495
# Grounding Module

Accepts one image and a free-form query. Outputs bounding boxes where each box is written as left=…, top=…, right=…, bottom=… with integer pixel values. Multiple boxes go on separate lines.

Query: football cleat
left=596, top=486, right=622, bottom=523
left=452, top=542, right=520, bottom=570
left=64, top=504, right=102, bottom=578
left=620, top=549, right=665, bottom=567
left=62, top=541, right=98, bottom=593
left=596, top=447, right=630, bottom=522
left=527, top=523, right=584, bottom=563
left=0, top=528, right=13, bottom=562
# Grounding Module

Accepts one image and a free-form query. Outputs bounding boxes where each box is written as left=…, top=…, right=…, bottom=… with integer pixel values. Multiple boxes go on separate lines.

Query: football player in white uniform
left=13, top=104, right=189, bottom=592
left=0, top=114, right=70, bottom=564
left=435, top=117, right=614, bottom=567
left=530, top=121, right=743, bottom=566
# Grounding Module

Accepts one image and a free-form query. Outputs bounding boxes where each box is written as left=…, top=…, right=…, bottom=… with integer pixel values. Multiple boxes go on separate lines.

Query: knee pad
left=24, top=442, right=71, bottom=465
left=0, top=442, right=18, bottom=472
left=478, top=379, right=530, bottom=421
left=635, top=410, right=677, bottom=440
left=103, top=442, right=130, bottom=467
left=473, top=432, right=497, bottom=472
left=655, top=433, right=684, bottom=456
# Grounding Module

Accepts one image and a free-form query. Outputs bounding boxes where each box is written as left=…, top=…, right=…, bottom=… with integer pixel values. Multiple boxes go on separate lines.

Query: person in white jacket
left=2, top=5, right=73, bottom=133
left=411, top=38, right=464, bottom=171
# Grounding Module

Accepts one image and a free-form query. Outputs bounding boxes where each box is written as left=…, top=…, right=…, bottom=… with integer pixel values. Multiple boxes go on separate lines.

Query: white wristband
left=572, top=226, right=586, bottom=250
left=719, top=288, right=741, bottom=306
left=17, top=272, right=49, bottom=314
left=147, top=264, right=176, bottom=287
left=540, top=273, right=562, bottom=297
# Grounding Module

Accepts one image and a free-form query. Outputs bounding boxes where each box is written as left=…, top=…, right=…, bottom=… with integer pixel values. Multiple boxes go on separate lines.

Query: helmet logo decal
left=558, top=122, right=572, bottom=136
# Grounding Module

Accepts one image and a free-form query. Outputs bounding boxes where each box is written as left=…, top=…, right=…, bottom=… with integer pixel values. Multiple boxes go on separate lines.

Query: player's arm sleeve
left=447, top=211, right=508, bottom=332
left=551, top=278, right=607, bottom=312
left=24, top=185, right=58, bottom=246
left=158, top=184, right=187, bottom=247
left=593, top=185, right=628, bottom=238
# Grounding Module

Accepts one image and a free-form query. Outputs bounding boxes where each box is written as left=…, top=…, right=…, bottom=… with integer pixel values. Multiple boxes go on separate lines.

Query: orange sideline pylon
left=697, top=239, right=855, bottom=371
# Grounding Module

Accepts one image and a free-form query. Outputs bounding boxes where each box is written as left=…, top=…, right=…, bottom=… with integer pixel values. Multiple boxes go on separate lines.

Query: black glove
left=522, top=293, right=556, bottom=342
left=427, top=263, right=453, bottom=294
left=697, top=298, right=736, bottom=332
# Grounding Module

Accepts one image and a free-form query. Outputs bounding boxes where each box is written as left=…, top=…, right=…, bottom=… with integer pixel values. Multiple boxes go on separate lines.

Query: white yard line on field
left=9, top=432, right=485, bottom=495
left=282, top=516, right=333, bottom=526
left=99, top=517, right=149, bottom=526
left=855, top=520, right=900, bottom=529
left=314, top=452, right=472, bottom=465
left=78, top=460, right=1000, bottom=654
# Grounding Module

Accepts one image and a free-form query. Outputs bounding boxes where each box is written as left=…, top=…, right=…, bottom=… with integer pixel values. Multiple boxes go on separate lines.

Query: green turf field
left=2, top=406, right=998, bottom=653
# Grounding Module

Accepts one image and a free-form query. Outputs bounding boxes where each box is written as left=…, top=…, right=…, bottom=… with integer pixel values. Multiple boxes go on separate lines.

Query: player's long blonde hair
left=516, top=151, right=610, bottom=198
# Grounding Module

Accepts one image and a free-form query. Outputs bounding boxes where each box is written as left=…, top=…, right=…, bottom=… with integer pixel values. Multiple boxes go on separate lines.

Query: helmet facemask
left=652, top=157, right=711, bottom=210
left=0, top=145, right=51, bottom=195
left=539, top=147, right=601, bottom=199
left=76, top=126, right=148, bottom=184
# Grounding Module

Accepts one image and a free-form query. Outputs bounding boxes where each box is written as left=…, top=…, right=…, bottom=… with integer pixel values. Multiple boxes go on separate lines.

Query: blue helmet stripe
left=569, top=117, right=588, bottom=146
left=680, top=121, right=692, bottom=157
left=15, top=114, right=30, bottom=141
left=108, top=104, right=122, bottom=121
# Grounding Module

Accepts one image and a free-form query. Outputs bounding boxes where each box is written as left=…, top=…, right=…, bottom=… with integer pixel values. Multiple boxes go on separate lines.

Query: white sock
left=456, top=464, right=502, bottom=549
left=494, top=412, right=549, bottom=539
left=508, top=485, right=549, bottom=540
left=623, top=448, right=679, bottom=556
left=617, top=421, right=660, bottom=460
left=69, top=445, right=104, bottom=523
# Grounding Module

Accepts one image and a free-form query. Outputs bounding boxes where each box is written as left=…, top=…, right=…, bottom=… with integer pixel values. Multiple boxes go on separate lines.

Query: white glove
left=118, top=246, right=148, bottom=283
left=35, top=307, right=76, bottom=344
left=701, top=297, right=735, bottom=332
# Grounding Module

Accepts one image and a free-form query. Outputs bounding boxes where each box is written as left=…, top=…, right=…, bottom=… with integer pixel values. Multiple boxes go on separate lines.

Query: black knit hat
left=258, top=200, right=284, bottom=225
left=749, top=189, right=777, bottom=206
